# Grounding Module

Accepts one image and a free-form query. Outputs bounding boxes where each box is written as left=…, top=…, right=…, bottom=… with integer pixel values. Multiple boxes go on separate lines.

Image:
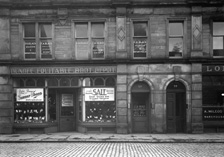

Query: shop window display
left=86, top=101, right=116, bottom=122
left=82, top=76, right=116, bottom=123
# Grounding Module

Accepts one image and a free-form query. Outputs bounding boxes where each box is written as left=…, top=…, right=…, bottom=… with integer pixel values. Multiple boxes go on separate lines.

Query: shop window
left=203, top=76, right=224, bottom=106
left=75, top=22, right=105, bottom=60
left=14, top=88, right=45, bottom=123
left=105, top=77, right=115, bottom=86
left=25, top=78, right=35, bottom=87
left=213, top=22, right=224, bottom=57
left=86, top=102, right=116, bottom=122
left=132, top=21, right=148, bottom=59
left=59, top=78, right=70, bottom=86
left=37, top=78, right=45, bottom=87
left=169, top=21, right=184, bottom=58
left=23, top=23, right=53, bottom=60
left=48, top=78, right=58, bottom=86
left=94, top=77, right=104, bottom=86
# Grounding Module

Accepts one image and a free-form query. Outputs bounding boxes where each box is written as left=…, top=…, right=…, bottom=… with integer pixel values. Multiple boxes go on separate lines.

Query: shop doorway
left=131, top=81, right=151, bottom=133
left=166, top=81, right=186, bottom=133
left=58, top=89, right=77, bottom=132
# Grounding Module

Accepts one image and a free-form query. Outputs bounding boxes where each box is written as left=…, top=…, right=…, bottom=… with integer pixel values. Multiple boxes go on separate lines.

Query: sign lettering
left=11, top=66, right=116, bottom=75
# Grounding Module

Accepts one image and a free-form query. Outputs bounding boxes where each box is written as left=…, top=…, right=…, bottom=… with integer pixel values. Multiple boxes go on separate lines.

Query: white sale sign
left=16, top=88, right=44, bottom=102
left=84, top=88, right=114, bottom=101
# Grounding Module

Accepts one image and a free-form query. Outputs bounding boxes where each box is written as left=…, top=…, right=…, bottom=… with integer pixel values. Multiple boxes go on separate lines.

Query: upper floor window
left=132, top=21, right=148, bottom=59
left=213, top=22, right=224, bottom=57
left=23, top=23, right=53, bottom=60
left=169, top=21, right=184, bottom=58
left=75, top=22, right=105, bottom=60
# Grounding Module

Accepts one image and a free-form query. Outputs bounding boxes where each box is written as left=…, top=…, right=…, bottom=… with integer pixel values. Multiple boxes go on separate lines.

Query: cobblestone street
left=0, top=142, right=223, bottom=157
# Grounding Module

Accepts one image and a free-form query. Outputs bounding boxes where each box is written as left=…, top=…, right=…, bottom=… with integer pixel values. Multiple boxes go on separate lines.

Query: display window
left=202, top=76, right=224, bottom=121
left=81, top=77, right=116, bottom=123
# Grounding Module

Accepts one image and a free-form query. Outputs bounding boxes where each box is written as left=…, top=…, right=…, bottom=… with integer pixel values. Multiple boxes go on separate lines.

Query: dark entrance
left=166, top=81, right=186, bottom=133
left=131, top=81, right=150, bottom=133
left=57, top=89, right=77, bottom=132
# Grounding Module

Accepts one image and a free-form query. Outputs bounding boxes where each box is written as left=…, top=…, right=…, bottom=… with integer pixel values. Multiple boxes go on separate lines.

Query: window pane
left=213, top=37, right=223, bottom=49
left=133, top=38, right=147, bottom=58
left=76, top=23, right=88, bottom=38
left=169, top=22, right=183, bottom=36
left=24, top=23, right=35, bottom=37
left=92, top=39, right=104, bottom=59
left=94, top=78, right=104, bottom=86
left=40, top=24, right=52, bottom=38
left=169, top=38, right=183, bottom=57
left=24, top=40, right=36, bottom=59
left=213, top=22, right=224, bottom=35
left=91, top=23, right=104, bottom=37
left=40, top=40, right=52, bottom=59
left=213, top=37, right=224, bottom=56
left=134, top=22, right=147, bottom=36
left=76, top=39, right=89, bottom=60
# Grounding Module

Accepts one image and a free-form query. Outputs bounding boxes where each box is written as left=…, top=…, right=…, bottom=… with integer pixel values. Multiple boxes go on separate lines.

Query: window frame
left=73, top=20, right=106, bottom=60
left=22, top=21, right=54, bottom=60
left=131, top=19, right=150, bottom=59
left=167, top=18, right=187, bottom=59
left=212, top=21, right=224, bottom=58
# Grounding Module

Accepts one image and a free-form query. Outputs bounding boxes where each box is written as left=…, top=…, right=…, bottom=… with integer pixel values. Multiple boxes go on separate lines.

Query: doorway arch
left=131, top=81, right=151, bottom=133
left=166, top=81, right=186, bottom=133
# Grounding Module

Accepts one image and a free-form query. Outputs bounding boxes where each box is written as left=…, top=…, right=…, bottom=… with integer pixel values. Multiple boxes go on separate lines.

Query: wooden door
left=167, top=92, right=186, bottom=133
left=132, top=93, right=149, bottom=133
left=59, top=90, right=76, bottom=132
left=167, top=93, right=176, bottom=133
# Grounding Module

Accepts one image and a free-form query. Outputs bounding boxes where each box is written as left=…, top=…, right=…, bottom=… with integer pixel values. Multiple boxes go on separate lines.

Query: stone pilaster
left=0, top=66, right=12, bottom=134
left=116, top=64, right=128, bottom=133
left=191, top=64, right=203, bottom=133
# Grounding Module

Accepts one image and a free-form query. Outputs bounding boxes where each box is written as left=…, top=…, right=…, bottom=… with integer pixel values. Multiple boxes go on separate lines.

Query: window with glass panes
left=75, top=22, right=105, bottom=60
left=213, top=22, right=224, bottom=57
left=23, top=23, right=52, bottom=60
left=133, top=21, right=148, bottom=58
left=169, top=21, right=184, bottom=58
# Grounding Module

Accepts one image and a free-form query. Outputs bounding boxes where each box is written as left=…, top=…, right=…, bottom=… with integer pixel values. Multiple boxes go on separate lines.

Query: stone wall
left=0, top=67, right=12, bottom=134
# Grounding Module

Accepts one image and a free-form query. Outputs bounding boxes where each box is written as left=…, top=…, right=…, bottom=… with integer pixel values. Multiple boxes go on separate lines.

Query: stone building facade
left=0, top=0, right=223, bottom=134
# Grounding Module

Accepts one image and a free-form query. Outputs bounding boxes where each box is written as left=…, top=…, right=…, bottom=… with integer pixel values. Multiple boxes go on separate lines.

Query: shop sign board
left=203, top=107, right=224, bottom=121
left=203, top=65, right=224, bottom=73
left=11, top=66, right=116, bottom=75
left=16, top=88, right=44, bottom=102
left=62, top=94, right=73, bottom=107
left=84, top=88, right=114, bottom=101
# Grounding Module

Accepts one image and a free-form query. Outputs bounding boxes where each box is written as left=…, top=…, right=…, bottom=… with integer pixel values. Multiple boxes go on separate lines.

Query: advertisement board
left=84, top=88, right=114, bottom=101
left=16, top=88, right=44, bottom=102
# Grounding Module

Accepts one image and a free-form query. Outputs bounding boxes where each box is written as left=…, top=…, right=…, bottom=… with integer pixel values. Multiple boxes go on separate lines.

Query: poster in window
left=133, top=39, right=146, bottom=58
left=84, top=88, right=114, bottom=101
left=92, top=40, right=104, bottom=59
left=16, top=88, right=44, bottom=102
left=41, top=40, right=52, bottom=58
left=62, top=94, right=73, bottom=107
left=25, top=40, right=36, bottom=54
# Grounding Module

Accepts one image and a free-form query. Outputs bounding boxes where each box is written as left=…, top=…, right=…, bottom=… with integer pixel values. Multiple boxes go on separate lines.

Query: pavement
left=0, top=132, right=224, bottom=143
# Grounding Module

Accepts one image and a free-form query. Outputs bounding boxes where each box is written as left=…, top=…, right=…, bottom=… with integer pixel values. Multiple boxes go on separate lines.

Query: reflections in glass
left=24, top=23, right=35, bottom=37
left=169, top=22, right=183, bottom=36
left=40, top=24, right=52, bottom=38
left=91, top=23, right=104, bottom=37
left=134, top=22, right=147, bottom=36
left=76, top=23, right=88, bottom=38
left=213, top=22, right=224, bottom=36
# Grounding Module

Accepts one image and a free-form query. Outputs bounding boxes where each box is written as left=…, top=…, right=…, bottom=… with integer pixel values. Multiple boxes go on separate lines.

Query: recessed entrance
left=131, top=81, right=150, bottom=133
left=166, top=81, right=186, bottom=133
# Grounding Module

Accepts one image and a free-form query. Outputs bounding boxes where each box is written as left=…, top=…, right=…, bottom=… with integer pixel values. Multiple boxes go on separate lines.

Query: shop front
left=11, top=65, right=117, bottom=133
left=202, top=65, right=224, bottom=132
